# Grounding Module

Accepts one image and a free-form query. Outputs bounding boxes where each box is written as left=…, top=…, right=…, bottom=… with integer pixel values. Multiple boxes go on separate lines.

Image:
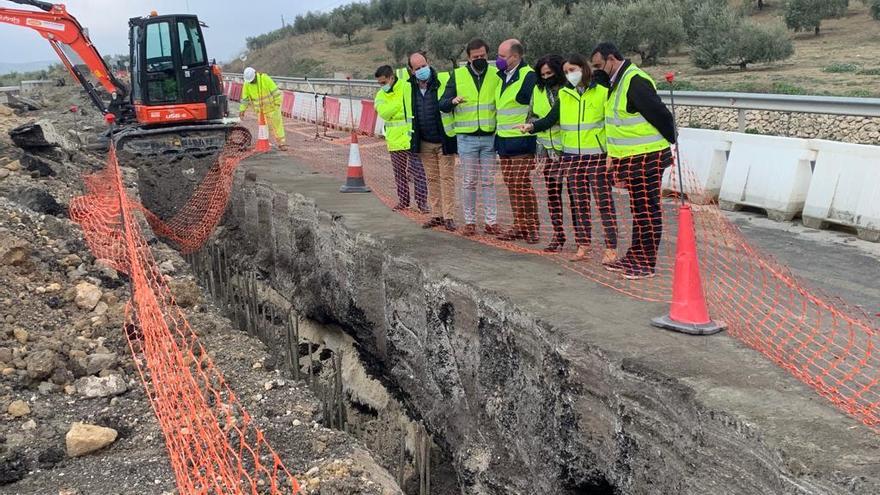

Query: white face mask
left=566, top=70, right=583, bottom=87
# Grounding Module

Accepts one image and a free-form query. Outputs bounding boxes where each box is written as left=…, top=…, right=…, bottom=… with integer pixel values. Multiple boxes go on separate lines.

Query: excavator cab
left=128, top=13, right=229, bottom=125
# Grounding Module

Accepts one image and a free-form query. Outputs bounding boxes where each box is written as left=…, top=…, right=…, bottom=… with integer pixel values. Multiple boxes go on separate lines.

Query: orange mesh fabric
left=257, top=104, right=879, bottom=430
left=70, top=144, right=299, bottom=494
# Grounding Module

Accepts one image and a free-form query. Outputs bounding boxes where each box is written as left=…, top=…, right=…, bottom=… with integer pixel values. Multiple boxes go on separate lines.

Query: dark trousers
left=547, top=154, right=617, bottom=248
left=613, top=148, right=673, bottom=268
left=390, top=151, right=427, bottom=209
left=500, top=155, right=540, bottom=235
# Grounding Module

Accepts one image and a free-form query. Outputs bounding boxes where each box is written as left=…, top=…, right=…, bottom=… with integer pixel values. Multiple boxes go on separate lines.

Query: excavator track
left=114, top=123, right=252, bottom=161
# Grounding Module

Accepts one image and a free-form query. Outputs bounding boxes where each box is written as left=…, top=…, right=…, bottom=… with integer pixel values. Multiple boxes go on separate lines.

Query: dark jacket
left=608, top=60, right=676, bottom=144
left=408, top=68, right=457, bottom=155
left=439, top=63, right=493, bottom=137
left=494, top=61, right=538, bottom=157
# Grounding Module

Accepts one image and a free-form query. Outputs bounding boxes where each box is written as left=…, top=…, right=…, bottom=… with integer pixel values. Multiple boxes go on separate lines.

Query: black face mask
left=591, top=70, right=610, bottom=86
left=471, top=58, right=488, bottom=73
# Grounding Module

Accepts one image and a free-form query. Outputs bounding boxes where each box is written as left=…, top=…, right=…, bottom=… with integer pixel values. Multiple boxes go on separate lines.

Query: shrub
left=823, top=63, right=860, bottom=73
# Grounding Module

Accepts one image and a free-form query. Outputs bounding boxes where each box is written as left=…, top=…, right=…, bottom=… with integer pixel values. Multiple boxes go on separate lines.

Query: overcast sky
left=0, top=0, right=349, bottom=64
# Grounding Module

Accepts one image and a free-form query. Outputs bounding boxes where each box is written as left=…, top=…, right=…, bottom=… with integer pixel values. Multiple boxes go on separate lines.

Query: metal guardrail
left=224, top=72, right=880, bottom=118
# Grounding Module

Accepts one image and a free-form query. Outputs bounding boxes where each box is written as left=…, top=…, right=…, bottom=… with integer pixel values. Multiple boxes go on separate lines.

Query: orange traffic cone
left=340, top=132, right=371, bottom=193
left=652, top=204, right=725, bottom=335
left=255, top=111, right=270, bottom=152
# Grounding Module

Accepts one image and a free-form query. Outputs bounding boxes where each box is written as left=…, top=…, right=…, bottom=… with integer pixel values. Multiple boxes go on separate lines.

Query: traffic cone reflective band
left=652, top=204, right=726, bottom=335
left=340, top=132, right=371, bottom=193
left=255, top=111, right=270, bottom=152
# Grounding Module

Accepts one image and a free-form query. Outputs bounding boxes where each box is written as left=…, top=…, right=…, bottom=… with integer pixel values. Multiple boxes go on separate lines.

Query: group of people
left=374, top=40, right=676, bottom=280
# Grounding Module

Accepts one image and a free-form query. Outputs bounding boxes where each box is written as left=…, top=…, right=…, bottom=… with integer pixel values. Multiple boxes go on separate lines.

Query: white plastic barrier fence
left=663, top=128, right=732, bottom=201
left=719, top=133, right=816, bottom=221
left=802, top=139, right=880, bottom=241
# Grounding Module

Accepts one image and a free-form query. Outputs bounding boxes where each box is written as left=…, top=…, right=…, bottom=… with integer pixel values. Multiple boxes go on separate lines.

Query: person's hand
left=514, top=123, right=533, bottom=134
left=452, top=96, right=466, bottom=105
left=238, top=111, right=245, bottom=119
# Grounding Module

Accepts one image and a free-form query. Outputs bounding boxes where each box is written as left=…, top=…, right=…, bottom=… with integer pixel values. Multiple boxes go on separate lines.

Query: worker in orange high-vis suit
left=239, top=67, right=288, bottom=150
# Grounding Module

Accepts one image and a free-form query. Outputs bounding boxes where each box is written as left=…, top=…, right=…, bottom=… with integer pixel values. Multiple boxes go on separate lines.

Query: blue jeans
left=457, top=134, right=497, bottom=225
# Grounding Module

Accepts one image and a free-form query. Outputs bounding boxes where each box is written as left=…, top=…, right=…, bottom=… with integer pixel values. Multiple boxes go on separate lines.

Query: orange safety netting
left=244, top=98, right=879, bottom=431
left=69, top=142, right=299, bottom=494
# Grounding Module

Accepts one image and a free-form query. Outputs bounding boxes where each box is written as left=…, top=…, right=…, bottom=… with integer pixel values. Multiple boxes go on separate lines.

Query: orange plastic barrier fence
left=323, top=97, right=341, bottom=130
left=358, top=100, right=378, bottom=137
left=263, top=104, right=880, bottom=431
left=281, top=91, right=295, bottom=118
left=69, top=139, right=300, bottom=493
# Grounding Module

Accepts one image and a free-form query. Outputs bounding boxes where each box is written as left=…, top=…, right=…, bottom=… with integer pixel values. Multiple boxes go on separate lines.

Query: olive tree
left=784, top=0, right=849, bottom=35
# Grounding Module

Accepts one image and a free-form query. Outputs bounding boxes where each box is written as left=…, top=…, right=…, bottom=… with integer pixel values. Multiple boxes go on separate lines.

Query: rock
left=60, top=254, right=82, bottom=267
left=75, top=375, right=128, bottom=398
left=7, top=400, right=31, bottom=417
left=158, top=260, right=176, bottom=274
left=85, top=352, right=117, bottom=375
left=306, top=466, right=319, bottom=477
left=21, top=152, right=58, bottom=177
left=26, top=349, right=58, bottom=380
left=92, top=301, right=109, bottom=316
left=74, top=281, right=102, bottom=311
left=0, top=104, right=12, bottom=117
left=12, top=187, right=65, bottom=217
left=0, top=169, right=8, bottom=180
left=169, top=279, right=200, bottom=308
left=38, top=381, right=58, bottom=394
left=65, top=422, right=118, bottom=457
left=94, top=260, right=118, bottom=280
left=292, top=419, right=302, bottom=426
left=13, top=327, right=28, bottom=344
left=0, top=232, right=30, bottom=266
left=0, top=451, right=28, bottom=484
left=5, top=160, right=21, bottom=172
left=22, top=419, right=36, bottom=431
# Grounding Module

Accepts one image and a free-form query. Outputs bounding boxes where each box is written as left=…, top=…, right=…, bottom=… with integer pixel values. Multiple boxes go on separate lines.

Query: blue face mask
left=381, top=83, right=392, bottom=92
left=415, top=66, right=431, bottom=81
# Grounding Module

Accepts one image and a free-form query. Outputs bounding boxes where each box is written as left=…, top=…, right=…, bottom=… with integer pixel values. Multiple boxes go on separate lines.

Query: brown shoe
left=525, top=231, right=539, bottom=245
left=444, top=219, right=457, bottom=232
left=570, top=244, right=591, bottom=262
left=484, top=224, right=501, bottom=236
left=497, top=229, right=525, bottom=241
left=462, top=224, right=477, bottom=236
left=278, top=144, right=289, bottom=151
left=422, top=217, right=444, bottom=229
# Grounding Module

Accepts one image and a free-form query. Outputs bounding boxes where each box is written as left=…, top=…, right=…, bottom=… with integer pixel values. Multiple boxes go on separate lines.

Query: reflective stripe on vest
left=495, top=65, right=533, bottom=138
left=532, top=86, right=562, bottom=151
left=453, top=66, right=499, bottom=133
left=437, top=71, right=455, bottom=138
left=605, top=65, right=670, bottom=158
left=558, top=85, right=607, bottom=156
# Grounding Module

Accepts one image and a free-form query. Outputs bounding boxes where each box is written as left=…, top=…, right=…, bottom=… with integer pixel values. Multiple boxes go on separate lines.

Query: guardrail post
left=737, top=109, right=746, bottom=133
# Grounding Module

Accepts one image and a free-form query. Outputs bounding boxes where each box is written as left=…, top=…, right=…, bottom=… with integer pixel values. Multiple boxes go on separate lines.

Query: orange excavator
left=0, top=0, right=250, bottom=157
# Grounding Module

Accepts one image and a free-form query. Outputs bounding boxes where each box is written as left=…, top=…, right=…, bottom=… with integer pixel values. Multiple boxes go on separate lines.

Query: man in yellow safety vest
left=239, top=67, right=288, bottom=151
left=590, top=43, right=677, bottom=280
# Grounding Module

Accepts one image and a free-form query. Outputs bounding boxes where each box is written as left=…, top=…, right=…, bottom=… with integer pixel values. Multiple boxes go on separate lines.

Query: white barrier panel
left=292, top=91, right=323, bottom=122
left=802, top=139, right=880, bottom=241
left=663, top=128, right=732, bottom=201
left=337, top=97, right=362, bottom=131
left=719, top=133, right=815, bottom=221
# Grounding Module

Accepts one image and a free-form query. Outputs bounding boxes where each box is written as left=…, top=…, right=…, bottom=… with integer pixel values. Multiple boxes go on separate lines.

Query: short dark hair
left=465, top=38, right=489, bottom=57
left=510, top=42, right=524, bottom=57
left=374, top=65, right=393, bottom=78
left=564, top=53, right=592, bottom=80
left=591, top=42, right=623, bottom=61
left=407, top=50, right=428, bottom=69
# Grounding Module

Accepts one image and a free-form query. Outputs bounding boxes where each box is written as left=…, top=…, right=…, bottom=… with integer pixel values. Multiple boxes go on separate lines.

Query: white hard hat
left=243, top=67, right=256, bottom=83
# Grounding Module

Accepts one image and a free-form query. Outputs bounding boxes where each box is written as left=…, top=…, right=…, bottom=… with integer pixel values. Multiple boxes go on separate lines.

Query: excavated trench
left=133, top=155, right=880, bottom=495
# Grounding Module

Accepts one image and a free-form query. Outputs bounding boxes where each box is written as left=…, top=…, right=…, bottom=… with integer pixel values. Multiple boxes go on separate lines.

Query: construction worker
left=590, top=42, right=676, bottom=280
left=494, top=39, right=539, bottom=244
left=374, top=65, right=428, bottom=212
left=239, top=67, right=288, bottom=151
left=517, top=54, right=618, bottom=263
left=439, top=38, right=500, bottom=237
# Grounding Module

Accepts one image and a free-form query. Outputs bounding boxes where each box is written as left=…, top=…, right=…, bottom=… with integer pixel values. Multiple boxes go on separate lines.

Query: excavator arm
left=0, top=0, right=129, bottom=118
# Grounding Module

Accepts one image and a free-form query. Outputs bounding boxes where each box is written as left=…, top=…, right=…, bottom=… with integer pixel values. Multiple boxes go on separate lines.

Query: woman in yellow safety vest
left=517, top=54, right=618, bottom=264
left=529, top=55, right=566, bottom=252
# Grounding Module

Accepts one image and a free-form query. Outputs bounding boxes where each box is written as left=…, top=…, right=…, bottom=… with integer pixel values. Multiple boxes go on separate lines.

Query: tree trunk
left=758, top=0, right=763, bottom=10
left=815, top=24, right=820, bottom=36
left=347, top=33, right=352, bottom=44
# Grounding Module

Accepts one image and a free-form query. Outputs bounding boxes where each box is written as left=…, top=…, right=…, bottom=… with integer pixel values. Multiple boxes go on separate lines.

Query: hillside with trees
left=225, top=0, right=880, bottom=97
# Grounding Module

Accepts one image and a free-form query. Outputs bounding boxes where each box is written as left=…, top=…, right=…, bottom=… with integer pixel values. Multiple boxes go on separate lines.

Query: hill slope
left=225, top=3, right=880, bottom=97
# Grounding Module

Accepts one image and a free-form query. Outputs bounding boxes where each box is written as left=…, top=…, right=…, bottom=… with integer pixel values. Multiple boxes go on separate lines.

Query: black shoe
left=603, top=258, right=631, bottom=273
left=525, top=231, right=539, bottom=245
left=422, top=217, right=444, bottom=229
left=497, top=229, right=525, bottom=241
left=622, top=264, right=656, bottom=280
left=392, top=203, right=409, bottom=211
left=444, top=219, right=457, bottom=232
left=418, top=205, right=430, bottom=214
left=543, top=235, right=565, bottom=253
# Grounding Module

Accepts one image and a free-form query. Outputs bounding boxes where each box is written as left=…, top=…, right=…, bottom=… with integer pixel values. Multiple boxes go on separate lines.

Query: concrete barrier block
left=719, top=133, right=815, bottom=221
left=663, top=128, right=731, bottom=201
left=803, top=139, right=880, bottom=241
